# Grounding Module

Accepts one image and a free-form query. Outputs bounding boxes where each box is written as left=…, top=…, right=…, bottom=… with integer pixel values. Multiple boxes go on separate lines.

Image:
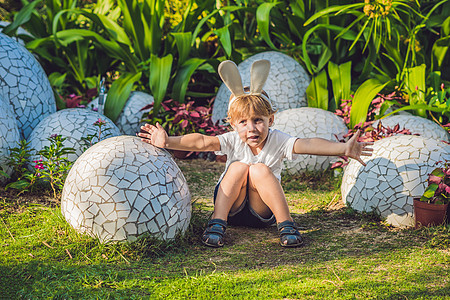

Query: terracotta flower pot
left=413, top=198, right=449, bottom=229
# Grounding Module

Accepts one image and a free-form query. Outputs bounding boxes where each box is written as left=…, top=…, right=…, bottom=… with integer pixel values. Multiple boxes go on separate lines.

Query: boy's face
left=232, top=114, right=274, bottom=154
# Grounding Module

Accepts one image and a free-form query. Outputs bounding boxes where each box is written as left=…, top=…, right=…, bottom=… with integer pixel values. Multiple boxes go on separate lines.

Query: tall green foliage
left=350, top=79, right=389, bottom=128
left=69, top=0, right=253, bottom=121
left=5, top=0, right=450, bottom=127
left=3, top=0, right=116, bottom=99
left=6, top=0, right=235, bottom=121
left=328, top=61, right=351, bottom=107
left=382, top=67, right=450, bottom=124
left=306, top=70, right=328, bottom=110
left=306, top=60, right=389, bottom=128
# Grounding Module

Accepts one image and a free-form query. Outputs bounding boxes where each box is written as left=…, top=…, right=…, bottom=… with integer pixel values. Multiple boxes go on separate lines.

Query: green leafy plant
left=4, top=136, right=75, bottom=197
left=382, top=67, right=450, bottom=125
left=300, top=0, right=450, bottom=127
left=35, top=134, right=76, bottom=198
left=80, top=118, right=114, bottom=151
left=306, top=60, right=389, bottom=126
left=305, top=0, right=415, bottom=54
left=0, top=168, right=9, bottom=180
left=29, top=0, right=230, bottom=122
left=4, top=140, right=38, bottom=194
left=3, top=0, right=115, bottom=100
left=304, top=0, right=450, bottom=80
left=420, top=164, right=450, bottom=205
left=252, top=0, right=357, bottom=73
left=4, top=121, right=112, bottom=196
left=306, top=61, right=353, bottom=112
left=7, top=0, right=268, bottom=123
left=350, top=78, right=390, bottom=128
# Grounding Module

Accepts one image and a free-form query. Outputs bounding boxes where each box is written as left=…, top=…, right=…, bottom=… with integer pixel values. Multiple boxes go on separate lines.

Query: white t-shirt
left=215, top=129, right=298, bottom=181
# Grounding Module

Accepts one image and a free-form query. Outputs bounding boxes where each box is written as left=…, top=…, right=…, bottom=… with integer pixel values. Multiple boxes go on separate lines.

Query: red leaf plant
left=419, top=162, right=450, bottom=205
left=61, top=88, right=98, bottom=108
left=331, top=93, right=416, bottom=169
left=141, top=98, right=229, bottom=159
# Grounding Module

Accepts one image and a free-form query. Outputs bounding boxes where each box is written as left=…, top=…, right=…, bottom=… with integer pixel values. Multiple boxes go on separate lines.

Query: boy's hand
left=344, top=130, right=374, bottom=166
left=138, top=123, right=168, bottom=148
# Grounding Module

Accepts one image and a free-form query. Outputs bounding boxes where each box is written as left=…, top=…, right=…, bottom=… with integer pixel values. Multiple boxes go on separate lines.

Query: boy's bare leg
left=212, top=162, right=249, bottom=221
left=248, top=163, right=302, bottom=247
left=247, top=163, right=292, bottom=222
left=202, top=162, right=249, bottom=247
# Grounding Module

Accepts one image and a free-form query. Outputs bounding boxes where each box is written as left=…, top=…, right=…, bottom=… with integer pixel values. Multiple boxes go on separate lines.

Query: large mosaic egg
left=28, top=108, right=121, bottom=163
left=87, top=91, right=153, bottom=135
left=341, top=135, right=450, bottom=227
left=0, top=97, right=20, bottom=183
left=373, top=115, right=449, bottom=142
left=61, top=136, right=191, bottom=242
left=212, top=51, right=310, bottom=124
left=272, top=107, right=348, bottom=173
left=0, top=33, right=56, bottom=139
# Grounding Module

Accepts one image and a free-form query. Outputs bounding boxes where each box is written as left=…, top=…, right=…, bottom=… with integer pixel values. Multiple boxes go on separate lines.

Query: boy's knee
left=249, top=163, right=272, bottom=179
left=227, top=161, right=249, bottom=176
left=229, top=161, right=249, bottom=170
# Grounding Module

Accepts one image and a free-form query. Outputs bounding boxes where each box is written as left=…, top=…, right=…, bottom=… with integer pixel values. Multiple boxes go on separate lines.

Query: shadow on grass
left=0, top=262, right=153, bottom=298
left=2, top=254, right=449, bottom=299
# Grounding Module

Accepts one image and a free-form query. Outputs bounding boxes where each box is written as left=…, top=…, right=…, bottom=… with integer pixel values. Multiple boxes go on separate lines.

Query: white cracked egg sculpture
left=272, top=107, right=348, bottom=173
left=0, top=32, right=56, bottom=139
left=87, top=91, right=153, bottom=135
left=341, top=135, right=450, bottom=228
left=61, top=136, right=191, bottom=242
left=373, top=114, right=449, bottom=142
left=0, top=97, right=20, bottom=183
left=28, top=108, right=121, bottom=163
left=212, top=51, right=310, bottom=124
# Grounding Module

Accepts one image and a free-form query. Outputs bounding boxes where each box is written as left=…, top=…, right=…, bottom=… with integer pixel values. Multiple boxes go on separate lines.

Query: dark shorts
left=213, top=180, right=276, bottom=228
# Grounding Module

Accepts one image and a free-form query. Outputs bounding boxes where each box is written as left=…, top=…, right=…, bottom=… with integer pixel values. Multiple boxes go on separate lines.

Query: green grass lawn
left=1, top=159, right=449, bottom=299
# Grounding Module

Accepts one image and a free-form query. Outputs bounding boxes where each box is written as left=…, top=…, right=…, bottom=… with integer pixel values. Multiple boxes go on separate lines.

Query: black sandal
left=201, top=218, right=227, bottom=248
left=277, top=220, right=303, bottom=247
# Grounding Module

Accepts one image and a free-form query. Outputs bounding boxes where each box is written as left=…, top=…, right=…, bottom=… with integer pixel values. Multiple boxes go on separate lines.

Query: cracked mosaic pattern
left=341, top=135, right=450, bottom=227
left=61, top=136, right=191, bottom=242
left=272, top=108, right=348, bottom=174
left=373, top=115, right=449, bottom=142
left=0, top=97, right=19, bottom=183
left=0, top=33, right=56, bottom=139
left=29, top=109, right=121, bottom=163
left=88, top=91, right=153, bottom=135
left=212, top=51, right=310, bottom=124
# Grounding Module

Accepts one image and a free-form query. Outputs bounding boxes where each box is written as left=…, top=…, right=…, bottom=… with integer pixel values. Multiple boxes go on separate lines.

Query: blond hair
left=227, top=88, right=276, bottom=124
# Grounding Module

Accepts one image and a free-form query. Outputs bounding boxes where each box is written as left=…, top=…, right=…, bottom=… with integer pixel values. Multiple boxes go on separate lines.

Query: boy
left=138, top=60, right=372, bottom=248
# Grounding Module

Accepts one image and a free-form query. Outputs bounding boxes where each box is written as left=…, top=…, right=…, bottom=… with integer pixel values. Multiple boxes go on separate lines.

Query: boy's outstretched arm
left=293, top=130, right=373, bottom=166
left=138, top=123, right=221, bottom=152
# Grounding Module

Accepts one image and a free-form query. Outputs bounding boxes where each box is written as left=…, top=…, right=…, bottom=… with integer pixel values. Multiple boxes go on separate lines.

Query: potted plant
left=414, top=165, right=450, bottom=228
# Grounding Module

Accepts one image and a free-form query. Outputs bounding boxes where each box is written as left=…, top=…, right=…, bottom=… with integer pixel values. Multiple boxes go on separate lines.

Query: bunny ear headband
left=218, top=59, right=276, bottom=110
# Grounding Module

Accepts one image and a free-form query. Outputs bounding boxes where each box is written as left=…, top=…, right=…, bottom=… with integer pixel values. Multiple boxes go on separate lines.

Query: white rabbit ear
left=250, top=59, right=270, bottom=94
left=218, top=60, right=245, bottom=97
